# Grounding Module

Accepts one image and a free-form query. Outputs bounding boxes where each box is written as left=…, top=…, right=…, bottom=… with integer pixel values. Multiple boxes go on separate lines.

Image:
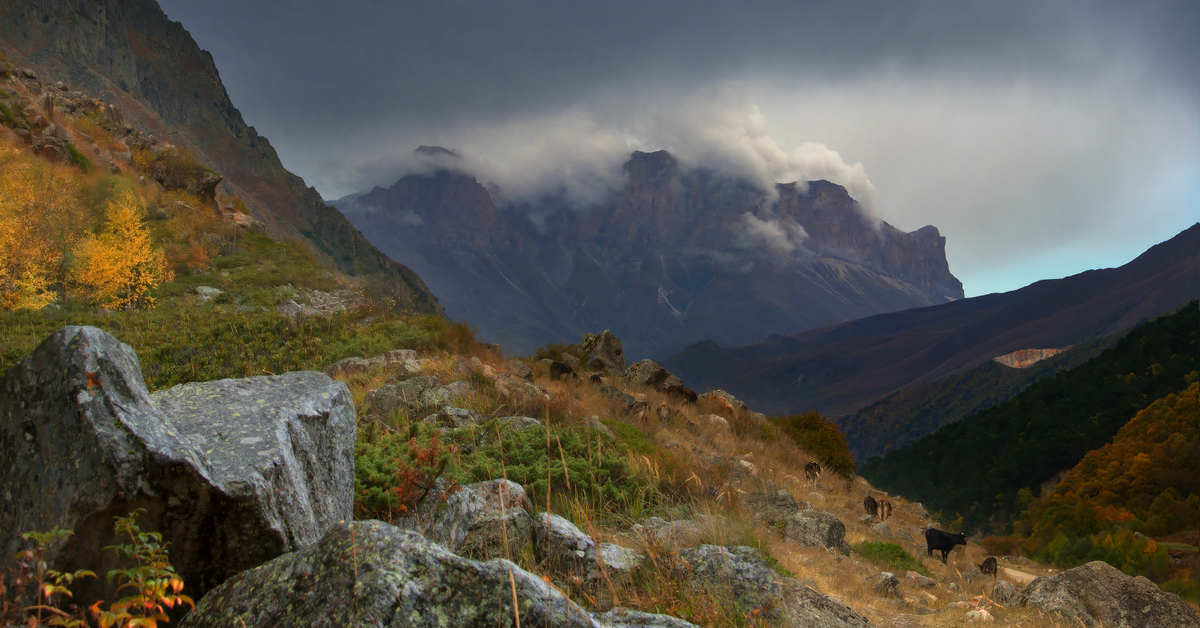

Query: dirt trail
left=1000, top=566, right=1038, bottom=585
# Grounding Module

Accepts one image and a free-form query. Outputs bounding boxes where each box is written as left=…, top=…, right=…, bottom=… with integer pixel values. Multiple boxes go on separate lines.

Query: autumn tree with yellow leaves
left=70, top=189, right=173, bottom=309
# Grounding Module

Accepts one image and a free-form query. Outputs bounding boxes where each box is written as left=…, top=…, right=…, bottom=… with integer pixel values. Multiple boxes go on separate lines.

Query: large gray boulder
left=363, top=375, right=450, bottom=420
left=0, top=326, right=354, bottom=603
left=179, top=521, right=695, bottom=628
left=578, top=330, right=627, bottom=377
left=1016, top=560, right=1200, bottom=627
left=784, top=510, right=851, bottom=555
left=396, top=479, right=532, bottom=560
left=744, top=489, right=800, bottom=527
left=532, top=512, right=596, bottom=573
left=624, top=359, right=683, bottom=391
left=678, top=545, right=876, bottom=628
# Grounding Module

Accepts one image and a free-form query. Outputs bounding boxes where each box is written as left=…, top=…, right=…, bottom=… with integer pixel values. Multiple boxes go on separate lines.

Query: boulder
left=597, top=384, right=635, bottom=408
left=363, top=375, right=448, bottom=420
left=631, top=517, right=705, bottom=550
left=962, top=567, right=981, bottom=583
left=785, top=510, right=851, bottom=554
left=872, top=522, right=893, bottom=540
left=778, top=578, right=877, bottom=627
left=679, top=545, right=782, bottom=621
left=593, top=542, right=645, bottom=577
left=624, top=359, right=683, bottom=391
left=596, top=607, right=699, bottom=628
left=905, top=571, right=937, bottom=588
left=560, top=353, right=581, bottom=370
left=396, top=479, right=532, bottom=561
left=578, top=330, right=627, bottom=377
left=0, top=326, right=354, bottom=604
left=532, top=512, right=595, bottom=575
left=870, top=572, right=901, bottom=598
left=1016, top=560, right=1200, bottom=627
left=699, top=389, right=748, bottom=413
left=896, top=526, right=913, bottom=543
left=506, top=360, right=533, bottom=381
left=991, top=580, right=1019, bottom=605
left=179, top=521, right=695, bottom=628
left=744, top=489, right=800, bottom=527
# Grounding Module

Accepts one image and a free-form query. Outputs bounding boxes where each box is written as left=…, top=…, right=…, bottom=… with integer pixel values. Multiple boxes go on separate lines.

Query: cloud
left=734, top=213, right=809, bottom=259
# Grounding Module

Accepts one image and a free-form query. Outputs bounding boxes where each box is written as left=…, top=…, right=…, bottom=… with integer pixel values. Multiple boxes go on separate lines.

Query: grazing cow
left=863, top=495, right=878, bottom=519
left=877, top=497, right=892, bottom=522
left=656, top=402, right=673, bottom=422
left=924, top=528, right=967, bottom=565
left=979, top=556, right=997, bottom=580
left=627, top=401, right=649, bottom=423
left=587, top=373, right=603, bottom=384
left=666, top=384, right=698, bottom=404
left=804, top=461, right=822, bottom=488
left=549, top=361, right=576, bottom=380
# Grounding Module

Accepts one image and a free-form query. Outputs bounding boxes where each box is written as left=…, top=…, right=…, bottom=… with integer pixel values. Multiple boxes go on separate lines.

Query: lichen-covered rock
left=0, top=326, right=354, bottom=605
left=679, top=545, right=782, bottom=621
left=785, top=510, right=851, bottom=555
left=596, top=607, right=699, bottom=628
left=598, top=384, right=635, bottom=408
left=744, top=489, right=799, bottom=527
left=991, top=580, right=1019, bottom=605
left=1016, top=560, right=1200, bottom=627
left=592, top=542, right=645, bottom=577
left=870, top=572, right=900, bottom=598
left=872, top=522, right=893, bottom=540
left=777, top=578, right=877, bottom=627
left=363, top=375, right=448, bottom=419
left=397, top=479, right=532, bottom=560
left=178, top=521, right=599, bottom=627
left=533, top=512, right=595, bottom=571
left=624, top=359, right=683, bottom=391
left=905, top=571, right=937, bottom=588
left=631, top=516, right=704, bottom=550
left=578, top=330, right=627, bottom=377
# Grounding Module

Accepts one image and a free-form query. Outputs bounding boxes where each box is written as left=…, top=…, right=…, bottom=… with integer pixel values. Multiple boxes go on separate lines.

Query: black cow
left=549, top=361, right=576, bottom=380
left=863, top=495, right=878, bottom=518
left=925, top=528, right=966, bottom=565
left=665, top=384, right=698, bottom=404
left=979, top=556, right=997, bottom=580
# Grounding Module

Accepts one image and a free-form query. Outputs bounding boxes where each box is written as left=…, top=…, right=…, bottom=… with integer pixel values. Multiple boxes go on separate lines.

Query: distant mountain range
left=662, top=223, right=1200, bottom=420
left=334, top=149, right=963, bottom=357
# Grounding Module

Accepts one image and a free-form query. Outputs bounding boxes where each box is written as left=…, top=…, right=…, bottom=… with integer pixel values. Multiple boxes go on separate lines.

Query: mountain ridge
left=335, top=149, right=963, bottom=358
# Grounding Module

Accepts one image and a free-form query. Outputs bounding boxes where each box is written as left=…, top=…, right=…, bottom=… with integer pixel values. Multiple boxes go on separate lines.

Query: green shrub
left=771, top=411, right=855, bottom=476
left=63, top=141, right=91, bottom=172
left=851, top=541, right=932, bottom=578
left=531, top=340, right=584, bottom=362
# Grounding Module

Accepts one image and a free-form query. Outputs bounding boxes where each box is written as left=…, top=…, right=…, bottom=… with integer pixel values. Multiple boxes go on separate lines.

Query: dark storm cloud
left=157, top=0, right=1199, bottom=296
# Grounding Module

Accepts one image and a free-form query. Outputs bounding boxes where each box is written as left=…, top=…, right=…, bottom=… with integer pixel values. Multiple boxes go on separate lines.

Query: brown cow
left=628, top=401, right=649, bottom=423
left=979, top=556, right=997, bottom=581
left=877, top=497, right=892, bottom=522
left=656, top=402, right=674, bottom=422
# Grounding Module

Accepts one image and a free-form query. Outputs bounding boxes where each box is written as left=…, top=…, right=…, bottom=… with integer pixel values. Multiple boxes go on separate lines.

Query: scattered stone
left=631, top=517, right=704, bottom=550
left=784, top=510, right=851, bottom=555
left=744, top=489, right=799, bottom=527
left=965, top=609, right=994, bottom=622
left=363, top=376, right=448, bottom=420
left=496, top=415, right=542, bottom=431
left=699, top=389, right=748, bottom=413
left=178, top=521, right=692, bottom=628
left=963, top=567, right=981, bottom=583
left=896, top=526, right=913, bottom=542
left=577, top=330, right=627, bottom=377
left=507, top=360, right=533, bottom=380
left=586, top=416, right=614, bottom=438
left=560, top=353, right=580, bottom=369
left=395, top=479, right=532, bottom=561
left=532, top=512, right=595, bottom=576
left=597, top=383, right=635, bottom=408
left=624, top=359, right=683, bottom=391
left=777, top=578, right=877, bottom=628
left=0, top=326, right=355, bottom=606
left=870, top=572, right=900, bottom=598
left=679, top=545, right=782, bottom=621
left=593, top=542, right=645, bottom=578
left=991, top=580, right=1019, bottom=605
left=194, top=285, right=223, bottom=300
left=906, top=571, right=937, bottom=588
left=444, top=380, right=474, bottom=397
left=705, top=414, right=730, bottom=431
left=423, top=406, right=480, bottom=428
left=858, top=515, right=874, bottom=525
left=1016, top=560, right=1200, bottom=627
left=872, top=522, right=893, bottom=540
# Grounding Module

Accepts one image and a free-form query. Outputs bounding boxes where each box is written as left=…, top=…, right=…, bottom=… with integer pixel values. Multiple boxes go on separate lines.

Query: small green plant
left=851, top=541, right=932, bottom=578
left=354, top=421, right=460, bottom=522
left=1, top=528, right=94, bottom=627
left=90, top=509, right=193, bottom=628
left=63, top=142, right=91, bottom=172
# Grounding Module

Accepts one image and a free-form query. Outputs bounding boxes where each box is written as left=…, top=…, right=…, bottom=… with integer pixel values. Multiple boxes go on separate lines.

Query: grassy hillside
left=838, top=334, right=1112, bottom=464
left=861, top=301, right=1200, bottom=533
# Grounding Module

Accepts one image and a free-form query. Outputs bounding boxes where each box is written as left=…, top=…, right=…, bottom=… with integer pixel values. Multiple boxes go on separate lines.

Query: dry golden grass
left=332, top=347, right=1165, bottom=628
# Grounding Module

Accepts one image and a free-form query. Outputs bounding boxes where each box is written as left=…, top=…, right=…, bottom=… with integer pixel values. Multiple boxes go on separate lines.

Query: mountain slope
left=663, top=223, right=1200, bottom=418
left=860, top=301, right=1199, bottom=532
left=0, top=0, right=441, bottom=313
left=336, top=150, right=963, bottom=358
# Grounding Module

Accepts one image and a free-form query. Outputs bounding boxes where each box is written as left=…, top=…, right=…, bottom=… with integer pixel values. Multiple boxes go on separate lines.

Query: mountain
left=334, top=149, right=963, bottom=357
left=838, top=333, right=1114, bottom=464
left=859, top=301, right=1199, bottom=532
left=663, top=223, right=1200, bottom=418
left=0, top=0, right=440, bottom=313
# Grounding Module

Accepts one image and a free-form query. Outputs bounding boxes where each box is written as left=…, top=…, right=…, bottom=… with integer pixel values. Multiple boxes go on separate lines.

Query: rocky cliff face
left=0, top=0, right=440, bottom=313
left=337, top=150, right=962, bottom=358
left=993, top=347, right=1071, bottom=369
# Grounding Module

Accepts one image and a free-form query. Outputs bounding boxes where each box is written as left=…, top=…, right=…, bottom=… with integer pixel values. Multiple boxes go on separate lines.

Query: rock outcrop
left=0, top=326, right=354, bottom=602
left=625, top=359, right=683, bottom=391
left=1016, top=560, right=1200, bottom=627
left=993, top=347, right=1071, bottom=369
left=394, top=479, right=532, bottom=560
left=784, top=510, right=851, bottom=555
left=178, top=521, right=696, bottom=628
left=579, top=330, right=627, bottom=378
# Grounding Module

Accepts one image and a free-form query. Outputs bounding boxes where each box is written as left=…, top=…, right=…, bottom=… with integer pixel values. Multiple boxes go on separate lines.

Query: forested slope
left=861, top=301, right=1199, bottom=532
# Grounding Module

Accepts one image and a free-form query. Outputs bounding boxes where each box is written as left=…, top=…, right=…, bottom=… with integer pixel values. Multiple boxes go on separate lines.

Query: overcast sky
left=158, top=0, right=1199, bottom=298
